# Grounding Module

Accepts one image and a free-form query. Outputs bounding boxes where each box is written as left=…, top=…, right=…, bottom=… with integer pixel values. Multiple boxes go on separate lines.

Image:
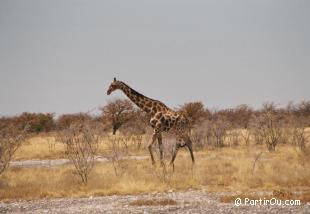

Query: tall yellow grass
left=13, top=136, right=65, bottom=160
left=13, top=134, right=148, bottom=161
left=1, top=144, right=310, bottom=201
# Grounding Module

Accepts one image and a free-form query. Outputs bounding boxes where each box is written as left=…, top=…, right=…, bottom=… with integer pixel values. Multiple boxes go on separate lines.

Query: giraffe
left=107, top=78, right=195, bottom=167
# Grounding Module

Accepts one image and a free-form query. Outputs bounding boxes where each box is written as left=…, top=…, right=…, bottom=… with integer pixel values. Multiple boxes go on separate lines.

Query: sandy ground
left=9, top=156, right=150, bottom=168
left=10, top=155, right=271, bottom=168
left=0, top=190, right=309, bottom=214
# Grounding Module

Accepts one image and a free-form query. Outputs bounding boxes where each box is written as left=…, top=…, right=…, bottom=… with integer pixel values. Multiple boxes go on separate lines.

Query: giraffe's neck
left=118, top=82, right=169, bottom=115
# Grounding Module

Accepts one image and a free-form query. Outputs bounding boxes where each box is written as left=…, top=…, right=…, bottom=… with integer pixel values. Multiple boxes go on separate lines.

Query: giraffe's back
left=150, top=110, right=190, bottom=136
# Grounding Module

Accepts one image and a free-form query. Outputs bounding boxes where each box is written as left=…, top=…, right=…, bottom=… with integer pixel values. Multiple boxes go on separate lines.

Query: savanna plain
left=1, top=101, right=310, bottom=213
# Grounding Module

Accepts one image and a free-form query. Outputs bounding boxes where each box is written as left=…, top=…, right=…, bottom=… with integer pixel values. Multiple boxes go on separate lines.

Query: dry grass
left=0, top=159, right=192, bottom=200
left=129, top=198, right=177, bottom=206
left=13, top=136, right=65, bottom=160
left=12, top=127, right=310, bottom=161
left=1, top=143, right=310, bottom=201
left=13, top=134, right=148, bottom=161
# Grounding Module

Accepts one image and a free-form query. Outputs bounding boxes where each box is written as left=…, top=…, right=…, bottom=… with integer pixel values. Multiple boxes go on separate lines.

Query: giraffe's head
left=107, top=78, right=122, bottom=95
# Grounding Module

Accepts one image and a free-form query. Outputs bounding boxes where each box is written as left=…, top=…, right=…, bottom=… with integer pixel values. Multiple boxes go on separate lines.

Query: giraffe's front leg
left=157, top=133, right=165, bottom=167
left=148, top=131, right=157, bottom=165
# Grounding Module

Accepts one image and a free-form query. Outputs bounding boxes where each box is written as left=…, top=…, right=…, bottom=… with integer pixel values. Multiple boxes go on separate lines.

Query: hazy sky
left=0, top=0, right=309, bottom=116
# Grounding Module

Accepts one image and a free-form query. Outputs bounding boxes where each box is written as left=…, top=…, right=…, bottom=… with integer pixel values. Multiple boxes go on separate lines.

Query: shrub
left=56, top=120, right=101, bottom=185
left=0, top=124, right=28, bottom=174
left=250, top=103, right=285, bottom=152
left=191, top=117, right=229, bottom=149
left=56, top=113, right=92, bottom=130
left=178, top=101, right=208, bottom=129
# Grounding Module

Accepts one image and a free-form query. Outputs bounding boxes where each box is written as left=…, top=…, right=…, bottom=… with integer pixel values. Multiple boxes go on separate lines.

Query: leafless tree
left=251, top=103, right=284, bottom=152
left=292, top=124, right=307, bottom=152
left=191, top=117, right=229, bottom=150
left=191, top=125, right=208, bottom=150
left=288, top=115, right=308, bottom=152
left=249, top=119, right=264, bottom=145
left=57, top=121, right=101, bottom=185
left=0, top=123, right=28, bottom=175
left=212, top=118, right=229, bottom=148
left=100, top=99, right=135, bottom=135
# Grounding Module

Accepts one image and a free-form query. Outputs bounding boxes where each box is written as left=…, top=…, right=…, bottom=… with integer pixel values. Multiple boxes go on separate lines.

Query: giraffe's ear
left=113, top=77, right=116, bottom=82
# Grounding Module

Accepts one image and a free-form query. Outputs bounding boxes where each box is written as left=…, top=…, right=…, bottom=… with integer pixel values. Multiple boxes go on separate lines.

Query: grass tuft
left=129, top=198, right=177, bottom=206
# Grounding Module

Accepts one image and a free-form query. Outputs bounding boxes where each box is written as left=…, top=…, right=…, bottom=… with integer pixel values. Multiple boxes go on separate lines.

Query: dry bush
left=100, top=99, right=135, bottom=135
left=130, top=135, right=143, bottom=150
left=292, top=100, right=310, bottom=126
left=191, top=117, right=229, bottom=150
left=211, top=105, right=253, bottom=129
left=0, top=124, right=28, bottom=174
left=227, top=129, right=240, bottom=147
left=178, top=101, right=208, bottom=129
left=56, top=113, right=92, bottom=130
left=240, top=129, right=251, bottom=146
left=291, top=127, right=307, bottom=152
left=207, top=118, right=229, bottom=149
left=106, top=136, right=129, bottom=176
left=249, top=123, right=264, bottom=145
left=290, top=117, right=308, bottom=152
left=17, top=112, right=54, bottom=133
left=120, top=109, right=149, bottom=150
left=56, top=121, right=101, bottom=185
left=191, top=126, right=208, bottom=150
left=0, top=113, right=54, bottom=133
left=250, top=103, right=285, bottom=152
left=233, top=104, right=253, bottom=129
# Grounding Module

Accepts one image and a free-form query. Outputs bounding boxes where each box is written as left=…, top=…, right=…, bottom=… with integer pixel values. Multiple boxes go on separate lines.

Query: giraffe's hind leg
left=170, top=142, right=181, bottom=172
left=186, top=138, right=195, bottom=164
left=186, top=138, right=195, bottom=177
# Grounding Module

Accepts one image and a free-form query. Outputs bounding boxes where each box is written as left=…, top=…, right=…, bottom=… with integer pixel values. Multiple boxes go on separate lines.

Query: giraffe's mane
left=120, top=81, right=170, bottom=109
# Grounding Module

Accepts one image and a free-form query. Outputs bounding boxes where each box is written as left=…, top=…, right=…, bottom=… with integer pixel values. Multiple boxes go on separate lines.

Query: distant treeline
left=0, top=100, right=309, bottom=134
